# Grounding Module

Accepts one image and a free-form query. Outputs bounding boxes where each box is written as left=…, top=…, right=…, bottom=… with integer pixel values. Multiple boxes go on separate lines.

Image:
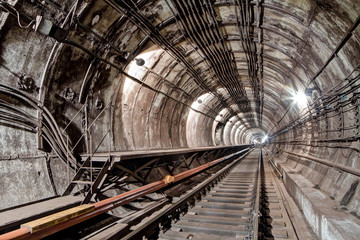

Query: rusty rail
left=121, top=148, right=253, bottom=240
left=0, top=148, right=250, bottom=240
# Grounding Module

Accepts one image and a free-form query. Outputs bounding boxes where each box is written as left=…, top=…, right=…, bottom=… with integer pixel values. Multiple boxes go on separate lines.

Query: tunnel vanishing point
left=0, top=0, right=359, bottom=239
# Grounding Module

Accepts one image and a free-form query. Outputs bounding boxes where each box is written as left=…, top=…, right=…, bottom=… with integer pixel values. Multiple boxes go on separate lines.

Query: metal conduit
left=0, top=84, right=78, bottom=167
left=283, top=150, right=360, bottom=177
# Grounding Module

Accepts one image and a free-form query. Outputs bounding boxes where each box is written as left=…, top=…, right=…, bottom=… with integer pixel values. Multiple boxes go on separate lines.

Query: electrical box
left=34, top=16, right=53, bottom=36
left=34, top=16, right=67, bottom=42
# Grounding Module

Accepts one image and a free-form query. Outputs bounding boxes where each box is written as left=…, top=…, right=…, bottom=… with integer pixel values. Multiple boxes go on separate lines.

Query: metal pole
left=67, top=135, right=69, bottom=185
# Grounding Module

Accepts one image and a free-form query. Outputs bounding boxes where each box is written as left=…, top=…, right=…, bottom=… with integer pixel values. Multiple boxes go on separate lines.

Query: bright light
left=292, top=91, right=308, bottom=108
left=261, top=135, right=268, bottom=143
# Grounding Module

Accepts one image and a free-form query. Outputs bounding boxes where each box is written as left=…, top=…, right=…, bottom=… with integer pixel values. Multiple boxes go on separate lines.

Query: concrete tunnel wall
left=0, top=2, right=359, bottom=235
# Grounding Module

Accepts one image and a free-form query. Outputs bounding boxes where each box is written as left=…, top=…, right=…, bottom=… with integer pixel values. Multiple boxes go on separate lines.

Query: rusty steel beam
left=0, top=148, right=250, bottom=240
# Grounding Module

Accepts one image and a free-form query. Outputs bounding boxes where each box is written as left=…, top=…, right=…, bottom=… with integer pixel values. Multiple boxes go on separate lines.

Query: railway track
left=260, top=155, right=298, bottom=240
left=0, top=148, right=303, bottom=240
left=157, top=149, right=298, bottom=240
left=50, top=148, right=301, bottom=240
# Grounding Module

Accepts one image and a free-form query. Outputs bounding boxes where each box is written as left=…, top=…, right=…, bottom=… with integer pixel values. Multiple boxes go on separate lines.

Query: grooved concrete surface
left=277, top=160, right=360, bottom=240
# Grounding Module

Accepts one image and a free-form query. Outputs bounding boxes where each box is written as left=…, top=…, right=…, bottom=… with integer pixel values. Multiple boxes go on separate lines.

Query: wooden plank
left=0, top=196, right=83, bottom=232
left=21, top=204, right=94, bottom=233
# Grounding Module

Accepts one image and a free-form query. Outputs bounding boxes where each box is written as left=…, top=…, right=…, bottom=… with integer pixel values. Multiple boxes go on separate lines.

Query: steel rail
left=0, top=147, right=250, bottom=240
left=252, top=148, right=262, bottom=239
left=263, top=149, right=283, bottom=178
left=262, top=150, right=300, bottom=240
left=120, top=148, right=253, bottom=240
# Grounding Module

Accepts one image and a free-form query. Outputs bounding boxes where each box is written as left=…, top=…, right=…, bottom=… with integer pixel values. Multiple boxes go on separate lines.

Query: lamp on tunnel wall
left=261, top=135, right=268, bottom=144
left=291, top=91, right=308, bottom=108
left=134, top=58, right=145, bottom=66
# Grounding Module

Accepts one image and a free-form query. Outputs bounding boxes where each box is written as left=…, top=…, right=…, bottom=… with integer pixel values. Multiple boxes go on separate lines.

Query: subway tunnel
left=0, top=0, right=359, bottom=239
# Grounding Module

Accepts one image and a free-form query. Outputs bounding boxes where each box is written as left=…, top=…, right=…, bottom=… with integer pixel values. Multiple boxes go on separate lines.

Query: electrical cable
left=16, top=10, right=34, bottom=28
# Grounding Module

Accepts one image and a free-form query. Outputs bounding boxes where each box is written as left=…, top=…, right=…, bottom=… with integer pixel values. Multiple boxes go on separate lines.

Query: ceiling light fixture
left=291, top=91, right=308, bottom=108
left=134, top=58, right=145, bottom=66
left=261, top=135, right=268, bottom=144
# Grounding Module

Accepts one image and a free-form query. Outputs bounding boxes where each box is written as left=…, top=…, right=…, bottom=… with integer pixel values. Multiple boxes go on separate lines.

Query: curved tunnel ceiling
left=0, top=0, right=359, bottom=152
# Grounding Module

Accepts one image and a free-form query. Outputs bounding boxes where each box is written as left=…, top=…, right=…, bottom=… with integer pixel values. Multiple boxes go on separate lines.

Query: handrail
left=283, top=150, right=360, bottom=177
left=71, top=101, right=112, bottom=151
left=61, top=104, right=85, bottom=133
left=0, top=148, right=250, bottom=240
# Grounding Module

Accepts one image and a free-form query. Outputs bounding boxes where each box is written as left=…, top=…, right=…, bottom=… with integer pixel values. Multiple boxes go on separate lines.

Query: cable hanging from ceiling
left=168, top=0, right=251, bottom=114
left=234, top=0, right=264, bottom=124
left=272, top=66, right=360, bottom=142
left=105, top=0, right=248, bottom=125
